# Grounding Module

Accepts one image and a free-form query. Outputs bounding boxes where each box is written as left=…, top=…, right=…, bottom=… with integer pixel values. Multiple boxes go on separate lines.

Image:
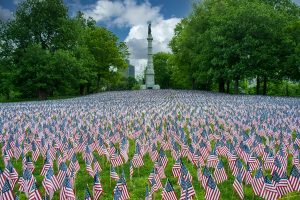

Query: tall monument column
left=141, top=22, right=160, bottom=90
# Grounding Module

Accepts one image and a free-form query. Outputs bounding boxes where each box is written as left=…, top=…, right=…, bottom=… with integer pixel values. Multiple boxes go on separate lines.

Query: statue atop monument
left=148, top=22, right=151, bottom=35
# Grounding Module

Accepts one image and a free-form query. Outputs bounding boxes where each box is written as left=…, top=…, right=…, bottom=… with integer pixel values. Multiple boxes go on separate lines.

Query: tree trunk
left=285, top=82, right=289, bottom=96
left=234, top=76, right=239, bottom=94
left=97, top=74, right=100, bottom=91
left=226, top=80, right=230, bottom=94
left=263, top=76, right=267, bottom=95
left=38, top=88, right=47, bottom=100
left=191, top=77, right=195, bottom=90
left=79, top=84, right=85, bottom=95
left=219, top=77, right=225, bottom=93
left=256, top=76, right=260, bottom=95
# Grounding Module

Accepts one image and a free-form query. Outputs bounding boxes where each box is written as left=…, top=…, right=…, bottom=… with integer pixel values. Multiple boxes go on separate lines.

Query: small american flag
left=93, top=173, right=103, bottom=200
left=260, top=176, right=278, bottom=200
left=276, top=173, right=293, bottom=197
left=289, top=165, right=300, bottom=191
left=1, top=179, right=14, bottom=200
left=213, top=160, right=227, bottom=184
left=251, top=168, right=264, bottom=196
left=84, top=186, right=92, bottom=200
left=162, top=179, right=177, bottom=200
left=60, top=176, right=75, bottom=200
left=205, top=176, right=220, bottom=200
left=110, top=166, right=119, bottom=181
left=113, top=186, right=122, bottom=200
left=145, top=185, right=152, bottom=200
left=233, top=171, right=244, bottom=199
left=29, top=182, right=43, bottom=200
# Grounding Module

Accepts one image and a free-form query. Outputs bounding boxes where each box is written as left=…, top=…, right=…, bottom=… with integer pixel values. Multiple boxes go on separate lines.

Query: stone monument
left=140, top=22, right=160, bottom=90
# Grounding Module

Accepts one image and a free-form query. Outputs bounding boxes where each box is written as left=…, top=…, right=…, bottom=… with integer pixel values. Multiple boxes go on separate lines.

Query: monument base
left=140, top=85, right=147, bottom=90
left=153, top=85, right=160, bottom=90
left=140, top=85, right=160, bottom=90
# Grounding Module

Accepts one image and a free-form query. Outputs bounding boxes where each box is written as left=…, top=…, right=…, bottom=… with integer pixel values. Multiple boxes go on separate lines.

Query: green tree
left=170, top=0, right=299, bottom=94
left=153, top=52, right=173, bottom=89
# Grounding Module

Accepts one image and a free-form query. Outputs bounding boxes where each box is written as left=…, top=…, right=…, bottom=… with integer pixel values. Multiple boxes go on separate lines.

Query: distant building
left=122, top=60, right=135, bottom=78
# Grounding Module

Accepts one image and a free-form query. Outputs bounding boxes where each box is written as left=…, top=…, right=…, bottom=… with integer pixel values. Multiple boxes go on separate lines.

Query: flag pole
left=110, top=164, right=111, bottom=188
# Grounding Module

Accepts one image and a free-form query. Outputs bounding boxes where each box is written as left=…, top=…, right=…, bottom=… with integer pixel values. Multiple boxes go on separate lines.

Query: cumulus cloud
left=85, top=0, right=162, bottom=28
left=84, top=0, right=181, bottom=77
left=0, top=6, right=13, bottom=21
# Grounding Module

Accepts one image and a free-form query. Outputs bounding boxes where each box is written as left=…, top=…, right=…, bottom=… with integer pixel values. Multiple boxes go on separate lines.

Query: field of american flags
left=0, top=90, right=299, bottom=200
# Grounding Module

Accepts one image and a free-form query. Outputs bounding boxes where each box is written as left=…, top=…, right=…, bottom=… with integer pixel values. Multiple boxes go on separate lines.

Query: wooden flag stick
left=110, top=164, right=111, bottom=188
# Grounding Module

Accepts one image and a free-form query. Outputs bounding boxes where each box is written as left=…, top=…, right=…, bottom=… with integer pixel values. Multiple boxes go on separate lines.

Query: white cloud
left=85, top=0, right=162, bottom=28
left=0, top=6, right=13, bottom=21
left=84, top=0, right=181, bottom=77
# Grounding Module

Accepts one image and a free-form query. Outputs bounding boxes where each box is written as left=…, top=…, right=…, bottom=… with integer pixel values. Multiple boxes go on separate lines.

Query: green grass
left=0, top=140, right=299, bottom=200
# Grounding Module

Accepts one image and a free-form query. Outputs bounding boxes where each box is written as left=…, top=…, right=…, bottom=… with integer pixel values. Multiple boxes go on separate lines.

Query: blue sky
left=1, top=0, right=300, bottom=76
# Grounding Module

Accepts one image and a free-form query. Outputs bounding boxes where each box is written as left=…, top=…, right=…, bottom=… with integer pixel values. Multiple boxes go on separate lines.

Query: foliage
left=0, top=0, right=129, bottom=101
left=168, top=0, right=300, bottom=95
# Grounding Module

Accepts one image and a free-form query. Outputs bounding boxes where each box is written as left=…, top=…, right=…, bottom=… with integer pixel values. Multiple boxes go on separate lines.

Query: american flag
left=150, top=144, right=158, bottom=162
left=202, top=167, right=211, bottom=189
left=115, top=170, right=130, bottom=199
left=260, top=176, right=278, bottom=200
left=150, top=178, right=158, bottom=195
left=42, top=170, right=55, bottom=199
left=197, top=164, right=202, bottom=182
left=57, top=162, right=68, bottom=187
left=18, top=168, right=34, bottom=196
left=29, top=182, right=43, bottom=200
left=84, top=186, right=92, bottom=200
left=172, top=158, right=181, bottom=177
left=93, top=173, right=103, bottom=200
left=25, top=156, right=35, bottom=173
left=206, top=149, right=219, bottom=168
left=251, top=168, right=264, bottom=196
left=289, top=165, right=300, bottom=191
left=70, top=154, right=80, bottom=173
left=271, top=157, right=284, bottom=177
left=0, top=167, right=5, bottom=188
left=214, top=160, right=227, bottom=184
left=1, top=179, right=14, bottom=200
left=113, top=186, right=122, bottom=200
left=158, top=148, right=168, bottom=168
left=40, top=154, right=52, bottom=176
left=233, top=171, right=244, bottom=199
left=245, top=163, right=253, bottom=185
left=162, top=179, right=177, bottom=200
left=60, top=176, right=75, bottom=200
left=276, top=173, right=293, bottom=197
left=132, top=143, right=144, bottom=168
left=205, top=176, right=220, bottom=200
left=180, top=178, right=195, bottom=200
left=93, top=156, right=102, bottom=172
left=145, top=185, right=152, bottom=200
left=85, top=159, right=94, bottom=177
left=110, top=166, right=119, bottom=181
left=4, top=161, right=18, bottom=189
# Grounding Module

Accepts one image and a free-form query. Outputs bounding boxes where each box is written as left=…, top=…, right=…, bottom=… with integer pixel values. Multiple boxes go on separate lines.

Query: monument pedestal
left=153, top=85, right=160, bottom=89
left=140, top=84, right=160, bottom=90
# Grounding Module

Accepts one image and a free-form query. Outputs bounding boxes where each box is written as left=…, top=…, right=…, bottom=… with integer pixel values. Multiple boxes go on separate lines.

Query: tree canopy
left=0, top=0, right=129, bottom=100
left=163, top=0, right=300, bottom=95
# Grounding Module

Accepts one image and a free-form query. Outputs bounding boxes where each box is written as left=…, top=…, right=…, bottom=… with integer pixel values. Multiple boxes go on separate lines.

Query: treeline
left=0, top=0, right=133, bottom=101
left=154, top=0, right=300, bottom=96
